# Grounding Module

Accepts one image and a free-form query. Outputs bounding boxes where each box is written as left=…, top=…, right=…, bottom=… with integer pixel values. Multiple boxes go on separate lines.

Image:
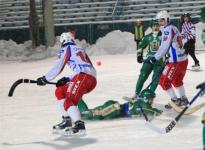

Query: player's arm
left=45, top=48, right=70, bottom=81
left=137, top=36, right=148, bottom=53
left=154, top=28, right=173, bottom=60
left=189, top=22, right=196, bottom=38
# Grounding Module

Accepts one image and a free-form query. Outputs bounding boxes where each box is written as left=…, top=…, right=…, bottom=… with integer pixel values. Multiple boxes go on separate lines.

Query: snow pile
left=0, top=22, right=204, bottom=61
left=86, top=30, right=135, bottom=55
left=0, top=40, right=59, bottom=61
left=195, top=22, right=205, bottom=50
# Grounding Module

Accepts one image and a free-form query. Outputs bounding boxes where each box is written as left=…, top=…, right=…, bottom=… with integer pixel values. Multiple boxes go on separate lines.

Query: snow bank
left=195, top=22, right=205, bottom=50
left=86, top=30, right=135, bottom=56
left=0, top=22, right=204, bottom=61
left=0, top=40, right=59, bottom=61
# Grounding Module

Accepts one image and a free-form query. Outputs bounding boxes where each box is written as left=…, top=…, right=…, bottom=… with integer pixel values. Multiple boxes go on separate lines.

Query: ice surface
left=0, top=52, right=205, bottom=150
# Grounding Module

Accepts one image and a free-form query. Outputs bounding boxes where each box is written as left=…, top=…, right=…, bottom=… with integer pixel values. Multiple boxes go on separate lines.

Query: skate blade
left=64, top=129, right=86, bottom=137
left=191, top=66, right=200, bottom=71
left=52, top=127, right=72, bottom=135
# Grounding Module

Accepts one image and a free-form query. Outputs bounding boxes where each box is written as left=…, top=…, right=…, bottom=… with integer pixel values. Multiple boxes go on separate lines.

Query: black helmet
left=183, top=13, right=191, bottom=18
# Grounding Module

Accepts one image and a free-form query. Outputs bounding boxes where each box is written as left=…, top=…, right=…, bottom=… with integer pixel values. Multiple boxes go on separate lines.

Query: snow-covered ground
left=0, top=22, right=205, bottom=150
left=0, top=51, right=205, bottom=150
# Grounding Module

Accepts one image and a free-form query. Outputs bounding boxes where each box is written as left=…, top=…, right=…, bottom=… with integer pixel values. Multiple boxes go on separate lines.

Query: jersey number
left=76, top=51, right=90, bottom=63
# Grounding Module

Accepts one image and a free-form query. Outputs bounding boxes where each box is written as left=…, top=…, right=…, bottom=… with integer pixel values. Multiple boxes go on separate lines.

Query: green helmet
left=140, top=89, right=156, bottom=100
left=149, top=19, right=158, bottom=27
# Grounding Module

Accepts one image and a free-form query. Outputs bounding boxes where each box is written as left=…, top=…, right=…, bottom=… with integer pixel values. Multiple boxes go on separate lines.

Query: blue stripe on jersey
left=178, top=52, right=186, bottom=57
left=171, top=44, right=177, bottom=62
left=79, top=64, right=92, bottom=67
left=67, top=45, right=71, bottom=61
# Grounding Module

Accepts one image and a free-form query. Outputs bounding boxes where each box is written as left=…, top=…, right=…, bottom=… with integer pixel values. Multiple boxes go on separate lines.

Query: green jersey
left=78, top=99, right=162, bottom=120
left=138, top=32, right=162, bottom=57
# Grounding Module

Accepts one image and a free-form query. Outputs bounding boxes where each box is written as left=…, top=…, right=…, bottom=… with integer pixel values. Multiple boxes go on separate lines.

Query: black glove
left=37, top=76, right=47, bottom=86
left=137, top=55, right=143, bottom=63
left=145, top=56, right=157, bottom=64
left=56, top=77, right=70, bottom=87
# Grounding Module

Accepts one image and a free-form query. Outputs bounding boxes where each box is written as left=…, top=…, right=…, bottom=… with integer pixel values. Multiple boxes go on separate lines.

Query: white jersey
left=45, top=42, right=96, bottom=81
left=154, top=23, right=187, bottom=63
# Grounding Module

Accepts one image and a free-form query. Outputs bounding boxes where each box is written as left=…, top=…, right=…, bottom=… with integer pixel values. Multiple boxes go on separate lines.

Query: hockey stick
left=146, top=81, right=205, bottom=134
left=168, top=101, right=205, bottom=115
left=8, top=79, right=56, bottom=97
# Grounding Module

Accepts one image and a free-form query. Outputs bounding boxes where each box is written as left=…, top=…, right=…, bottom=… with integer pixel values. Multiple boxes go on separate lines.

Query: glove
left=137, top=55, right=143, bottom=63
left=37, top=76, right=47, bottom=86
left=145, top=56, right=157, bottom=64
left=56, top=77, right=70, bottom=87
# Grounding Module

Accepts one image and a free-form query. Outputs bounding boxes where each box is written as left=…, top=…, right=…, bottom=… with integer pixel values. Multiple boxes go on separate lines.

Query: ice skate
left=122, top=93, right=139, bottom=102
left=191, top=63, right=200, bottom=71
left=64, top=120, right=86, bottom=136
left=165, top=97, right=179, bottom=109
left=176, top=96, right=189, bottom=107
left=53, top=116, right=72, bottom=134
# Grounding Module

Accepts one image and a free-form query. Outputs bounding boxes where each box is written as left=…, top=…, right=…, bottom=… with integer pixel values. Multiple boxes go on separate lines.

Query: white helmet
left=60, top=32, right=74, bottom=45
left=156, top=10, right=170, bottom=22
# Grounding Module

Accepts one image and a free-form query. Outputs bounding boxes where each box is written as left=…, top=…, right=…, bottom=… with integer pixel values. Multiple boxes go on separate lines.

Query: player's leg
left=53, top=85, right=72, bottom=131
left=189, top=39, right=200, bottom=68
left=159, top=63, right=179, bottom=108
left=78, top=99, right=89, bottom=113
left=172, top=60, right=189, bottom=106
left=150, top=63, right=164, bottom=92
left=64, top=73, right=96, bottom=134
left=135, top=63, right=153, bottom=97
left=184, top=39, right=199, bottom=68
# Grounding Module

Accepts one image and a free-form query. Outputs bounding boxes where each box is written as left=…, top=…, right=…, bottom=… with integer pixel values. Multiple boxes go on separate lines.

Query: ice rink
left=0, top=51, right=205, bottom=150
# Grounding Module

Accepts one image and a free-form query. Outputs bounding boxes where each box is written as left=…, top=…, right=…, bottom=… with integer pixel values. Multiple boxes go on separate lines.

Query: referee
left=181, top=13, right=200, bottom=69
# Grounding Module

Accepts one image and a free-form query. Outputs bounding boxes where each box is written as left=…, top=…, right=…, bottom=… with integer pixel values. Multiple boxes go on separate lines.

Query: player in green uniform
left=133, top=19, right=165, bottom=99
left=202, top=112, right=205, bottom=150
left=78, top=89, right=162, bottom=120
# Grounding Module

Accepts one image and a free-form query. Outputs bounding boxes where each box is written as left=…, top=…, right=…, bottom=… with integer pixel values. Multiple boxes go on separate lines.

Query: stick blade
left=145, top=122, right=166, bottom=134
left=8, top=79, right=23, bottom=97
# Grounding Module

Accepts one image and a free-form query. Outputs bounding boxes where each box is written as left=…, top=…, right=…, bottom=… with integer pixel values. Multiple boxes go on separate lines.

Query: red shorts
left=159, top=59, right=188, bottom=90
left=55, top=73, right=97, bottom=110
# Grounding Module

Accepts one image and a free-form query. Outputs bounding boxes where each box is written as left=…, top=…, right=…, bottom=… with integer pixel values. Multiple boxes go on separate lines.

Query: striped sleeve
left=181, top=21, right=196, bottom=39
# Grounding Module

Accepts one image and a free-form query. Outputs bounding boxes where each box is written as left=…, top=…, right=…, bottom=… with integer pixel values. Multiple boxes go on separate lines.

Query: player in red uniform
left=145, top=11, right=189, bottom=107
left=37, top=32, right=97, bottom=134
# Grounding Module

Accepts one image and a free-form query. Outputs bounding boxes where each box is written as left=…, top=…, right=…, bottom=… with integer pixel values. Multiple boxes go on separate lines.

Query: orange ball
left=96, top=61, right=102, bottom=66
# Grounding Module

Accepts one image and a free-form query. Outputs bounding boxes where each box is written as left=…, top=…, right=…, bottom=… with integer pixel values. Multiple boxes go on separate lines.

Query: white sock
left=57, top=99, right=68, bottom=117
left=175, top=85, right=186, bottom=98
left=166, top=87, right=177, bottom=99
left=67, top=106, right=81, bottom=122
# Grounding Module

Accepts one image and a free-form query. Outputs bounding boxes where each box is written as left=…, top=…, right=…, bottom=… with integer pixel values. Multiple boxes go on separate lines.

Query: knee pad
left=55, top=87, right=66, bottom=100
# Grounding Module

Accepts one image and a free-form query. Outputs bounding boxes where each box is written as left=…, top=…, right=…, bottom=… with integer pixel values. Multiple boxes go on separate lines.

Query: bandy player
left=36, top=32, right=97, bottom=135
left=145, top=11, right=189, bottom=108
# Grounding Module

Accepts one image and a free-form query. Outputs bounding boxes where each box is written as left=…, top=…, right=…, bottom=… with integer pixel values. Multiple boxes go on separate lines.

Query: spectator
left=134, top=19, right=145, bottom=49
